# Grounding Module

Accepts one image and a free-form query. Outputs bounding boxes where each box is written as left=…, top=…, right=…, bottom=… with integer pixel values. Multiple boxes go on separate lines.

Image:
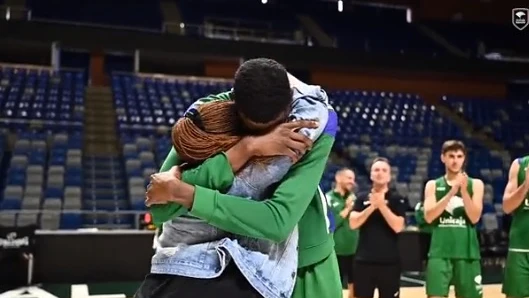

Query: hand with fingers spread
left=247, top=120, right=319, bottom=162
left=145, top=166, right=182, bottom=207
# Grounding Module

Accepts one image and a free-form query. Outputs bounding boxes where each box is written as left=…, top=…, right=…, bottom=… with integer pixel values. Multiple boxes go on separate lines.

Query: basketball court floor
left=342, top=271, right=504, bottom=298
left=342, top=284, right=503, bottom=298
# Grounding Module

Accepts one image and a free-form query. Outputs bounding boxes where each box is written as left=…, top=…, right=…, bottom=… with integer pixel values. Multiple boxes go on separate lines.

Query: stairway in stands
left=83, top=86, right=129, bottom=228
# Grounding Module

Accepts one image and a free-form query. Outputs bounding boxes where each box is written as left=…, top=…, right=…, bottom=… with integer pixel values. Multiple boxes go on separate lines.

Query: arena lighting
left=406, top=8, right=412, bottom=23
left=261, top=0, right=267, bottom=4
left=338, top=0, right=343, bottom=12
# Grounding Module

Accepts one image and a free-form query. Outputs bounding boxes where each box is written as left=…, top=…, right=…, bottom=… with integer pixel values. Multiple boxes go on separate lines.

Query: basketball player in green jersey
left=502, top=155, right=529, bottom=298
left=423, top=140, right=484, bottom=298
left=327, top=168, right=358, bottom=298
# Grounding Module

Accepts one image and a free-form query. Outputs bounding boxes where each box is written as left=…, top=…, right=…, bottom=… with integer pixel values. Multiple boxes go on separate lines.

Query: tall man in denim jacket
left=138, top=59, right=342, bottom=298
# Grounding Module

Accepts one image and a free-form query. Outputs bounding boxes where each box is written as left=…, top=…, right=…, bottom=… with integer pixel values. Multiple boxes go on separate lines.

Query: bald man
left=327, top=168, right=358, bottom=298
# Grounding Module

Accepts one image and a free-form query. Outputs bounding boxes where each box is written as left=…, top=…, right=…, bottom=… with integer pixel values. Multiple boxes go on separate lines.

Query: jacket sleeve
left=189, top=134, right=335, bottom=242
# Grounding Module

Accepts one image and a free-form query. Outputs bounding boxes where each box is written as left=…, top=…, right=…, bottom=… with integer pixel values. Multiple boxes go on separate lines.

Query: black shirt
left=352, top=189, right=408, bottom=264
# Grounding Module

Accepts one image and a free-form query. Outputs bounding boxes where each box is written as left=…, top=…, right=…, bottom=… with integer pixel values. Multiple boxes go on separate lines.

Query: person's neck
left=372, top=184, right=388, bottom=193
left=334, top=186, right=347, bottom=197
left=444, top=171, right=458, bottom=182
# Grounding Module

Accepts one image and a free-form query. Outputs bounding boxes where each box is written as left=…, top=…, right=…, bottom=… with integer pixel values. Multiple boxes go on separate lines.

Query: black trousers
left=134, top=263, right=263, bottom=298
left=337, top=254, right=355, bottom=286
left=354, top=261, right=401, bottom=298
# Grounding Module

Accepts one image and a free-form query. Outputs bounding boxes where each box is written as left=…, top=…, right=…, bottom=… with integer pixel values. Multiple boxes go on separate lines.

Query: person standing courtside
left=501, top=155, right=529, bottom=298
left=423, top=140, right=483, bottom=298
left=327, top=168, right=358, bottom=298
left=349, top=157, right=407, bottom=298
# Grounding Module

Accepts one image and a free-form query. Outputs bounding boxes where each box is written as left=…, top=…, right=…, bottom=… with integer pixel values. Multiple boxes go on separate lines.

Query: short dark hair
left=233, top=58, right=292, bottom=124
left=441, top=140, right=466, bottom=155
left=371, top=157, right=391, bottom=167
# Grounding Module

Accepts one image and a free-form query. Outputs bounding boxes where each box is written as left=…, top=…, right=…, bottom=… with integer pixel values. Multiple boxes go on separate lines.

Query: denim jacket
left=151, top=84, right=331, bottom=298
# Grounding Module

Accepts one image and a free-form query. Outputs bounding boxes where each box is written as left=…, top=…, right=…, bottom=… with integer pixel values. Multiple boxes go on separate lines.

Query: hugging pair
left=136, top=58, right=341, bottom=298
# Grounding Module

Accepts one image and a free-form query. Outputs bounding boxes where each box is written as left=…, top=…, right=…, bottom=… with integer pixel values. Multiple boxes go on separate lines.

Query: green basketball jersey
left=428, top=176, right=481, bottom=259
left=508, top=156, right=529, bottom=251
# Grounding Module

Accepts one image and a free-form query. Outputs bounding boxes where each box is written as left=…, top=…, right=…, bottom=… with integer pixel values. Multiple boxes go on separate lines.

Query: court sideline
left=342, top=275, right=503, bottom=298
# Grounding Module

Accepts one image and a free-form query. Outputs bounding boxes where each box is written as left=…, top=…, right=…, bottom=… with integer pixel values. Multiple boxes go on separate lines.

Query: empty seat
left=0, top=212, right=16, bottom=226
left=26, top=174, right=44, bottom=186
left=123, top=144, right=138, bottom=158
left=40, top=213, right=60, bottom=230
left=67, top=156, right=82, bottom=168
left=67, top=149, right=82, bottom=158
left=22, top=195, right=41, bottom=209
left=482, top=213, right=499, bottom=232
left=42, top=199, right=63, bottom=210
left=129, top=177, right=145, bottom=188
left=31, top=140, right=47, bottom=151
left=24, top=186, right=42, bottom=197
left=60, top=213, right=82, bottom=229
left=16, top=212, right=39, bottom=226
left=13, top=140, right=31, bottom=154
left=27, top=165, right=44, bottom=175
left=136, top=137, right=152, bottom=151
left=10, top=155, right=29, bottom=169
left=48, top=166, right=65, bottom=176
left=143, top=168, right=156, bottom=179
left=129, top=186, right=146, bottom=205
left=3, top=185, right=24, bottom=201
left=47, top=175, right=65, bottom=189
left=63, top=187, right=82, bottom=210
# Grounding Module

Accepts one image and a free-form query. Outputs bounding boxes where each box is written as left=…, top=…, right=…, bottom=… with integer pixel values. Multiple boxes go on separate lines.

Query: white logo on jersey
left=439, top=216, right=467, bottom=227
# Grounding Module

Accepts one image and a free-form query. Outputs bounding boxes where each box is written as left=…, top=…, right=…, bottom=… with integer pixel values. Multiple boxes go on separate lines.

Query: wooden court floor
left=343, top=284, right=503, bottom=298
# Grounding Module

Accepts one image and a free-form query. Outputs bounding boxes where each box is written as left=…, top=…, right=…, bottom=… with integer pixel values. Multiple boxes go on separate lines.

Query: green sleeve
left=150, top=91, right=234, bottom=226
left=150, top=152, right=236, bottom=226
left=328, top=195, right=346, bottom=230
left=159, top=147, right=181, bottom=171
left=190, top=134, right=335, bottom=242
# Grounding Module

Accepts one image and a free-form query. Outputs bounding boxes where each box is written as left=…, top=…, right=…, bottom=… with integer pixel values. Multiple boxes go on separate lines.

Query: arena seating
left=443, top=96, right=529, bottom=152
left=0, top=67, right=510, bottom=235
left=0, top=65, right=85, bottom=229
left=111, top=72, right=506, bottom=233
left=27, top=0, right=163, bottom=31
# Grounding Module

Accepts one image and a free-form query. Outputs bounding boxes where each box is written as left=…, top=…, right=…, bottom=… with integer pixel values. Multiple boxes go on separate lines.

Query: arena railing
left=112, top=70, right=235, bottom=83
left=1, top=209, right=148, bottom=230
left=163, top=21, right=306, bottom=45
left=0, top=209, right=418, bottom=231
left=29, top=17, right=163, bottom=34
left=0, top=5, right=31, bottom=21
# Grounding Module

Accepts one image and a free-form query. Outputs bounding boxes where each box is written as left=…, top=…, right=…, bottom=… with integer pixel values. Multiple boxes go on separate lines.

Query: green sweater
left=149, top=92, right=336, bottom=268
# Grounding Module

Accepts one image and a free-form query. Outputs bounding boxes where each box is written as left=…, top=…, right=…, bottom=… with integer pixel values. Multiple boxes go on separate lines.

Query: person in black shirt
left=349, top=157, right=408, bottom=298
